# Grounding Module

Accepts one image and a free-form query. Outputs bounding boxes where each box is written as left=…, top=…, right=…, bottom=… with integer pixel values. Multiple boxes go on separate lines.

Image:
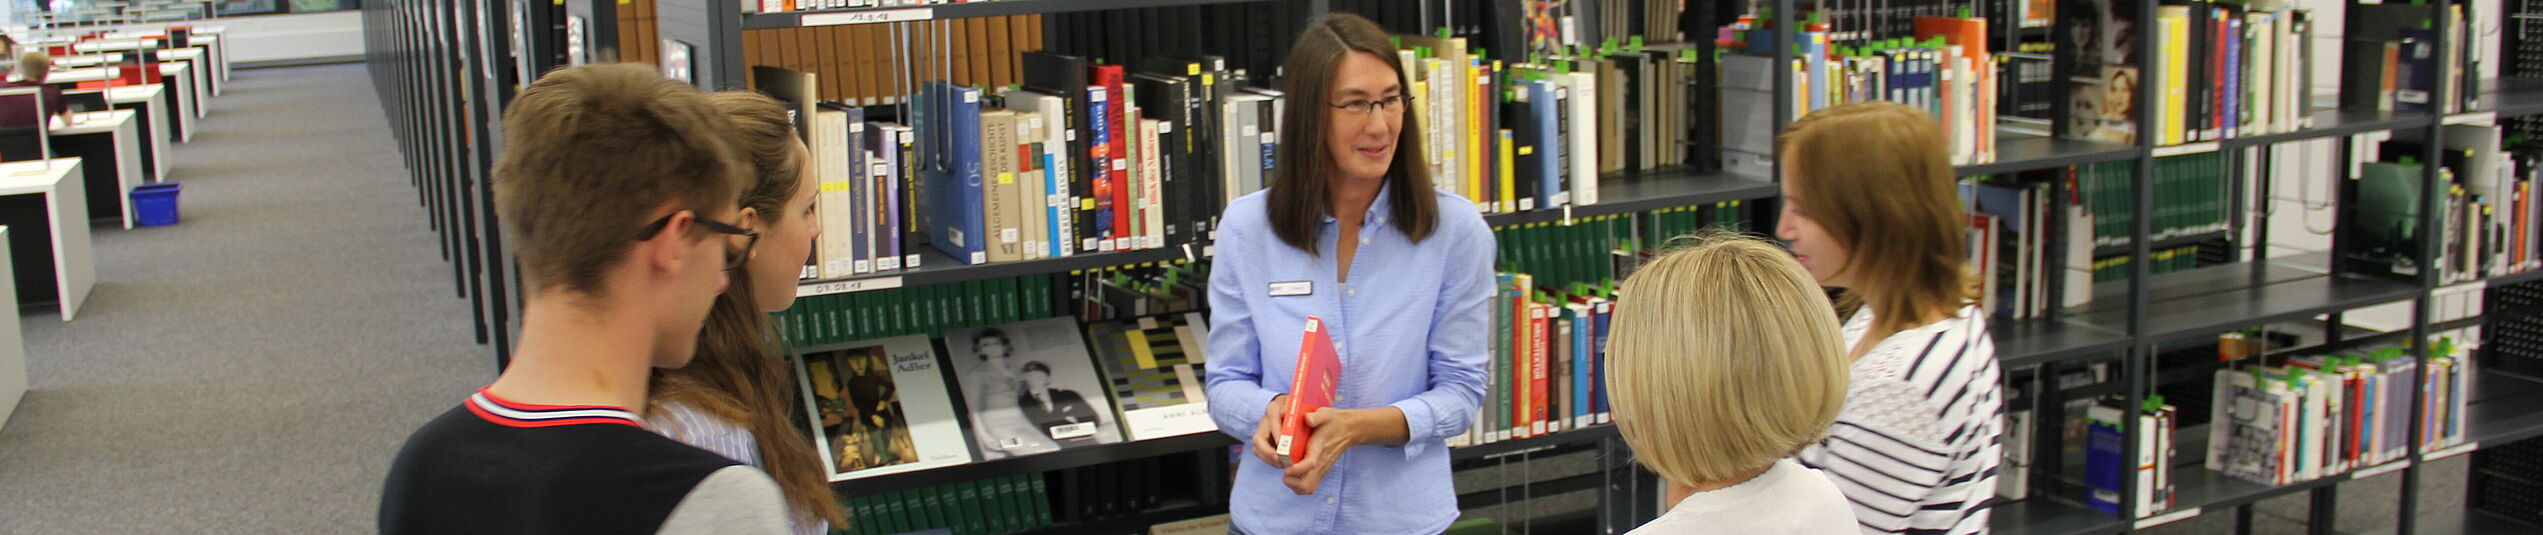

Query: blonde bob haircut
left=1777, top=101, right=1973, bottom=334
left=1606, top=230, right=1851, bottom=485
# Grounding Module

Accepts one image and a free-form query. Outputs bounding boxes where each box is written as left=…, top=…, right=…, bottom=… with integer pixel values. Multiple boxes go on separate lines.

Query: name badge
left=1268, top=281, right=1313, bottom=297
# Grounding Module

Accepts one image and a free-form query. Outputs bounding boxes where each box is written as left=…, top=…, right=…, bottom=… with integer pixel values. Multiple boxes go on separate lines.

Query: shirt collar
left=464, top=387, right=645, bottom=429
left=1321, top=180, right=1396, bottom=226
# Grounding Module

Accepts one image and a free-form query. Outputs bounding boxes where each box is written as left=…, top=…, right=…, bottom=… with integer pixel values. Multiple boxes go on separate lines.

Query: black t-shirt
left=378, top=389, right=748, bottom=535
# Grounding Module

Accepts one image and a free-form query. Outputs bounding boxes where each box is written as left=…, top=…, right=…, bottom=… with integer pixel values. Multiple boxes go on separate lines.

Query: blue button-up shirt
left=1205, top=185, right=1494, bottom=535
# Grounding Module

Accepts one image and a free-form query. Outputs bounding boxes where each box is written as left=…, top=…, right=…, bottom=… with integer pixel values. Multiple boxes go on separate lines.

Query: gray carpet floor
left=0, top=63, right=491, bottom=533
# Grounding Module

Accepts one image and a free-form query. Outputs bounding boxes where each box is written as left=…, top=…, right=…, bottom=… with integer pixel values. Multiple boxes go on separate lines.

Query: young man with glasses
left=378, top=64, right=786, bottom=535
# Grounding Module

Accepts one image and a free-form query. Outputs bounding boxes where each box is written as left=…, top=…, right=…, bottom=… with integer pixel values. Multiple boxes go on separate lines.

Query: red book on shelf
left=1278, top=316, right=1342, bottom=465
left=1529, top=302, right=1552, bottom=437
left=1092, top=63, right=1131, bottom=250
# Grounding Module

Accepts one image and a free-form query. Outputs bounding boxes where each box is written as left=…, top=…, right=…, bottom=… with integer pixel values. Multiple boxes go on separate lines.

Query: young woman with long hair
left=644, top=91, right=843, bottom=535
left=1775, top=101, right=2004, bottom=535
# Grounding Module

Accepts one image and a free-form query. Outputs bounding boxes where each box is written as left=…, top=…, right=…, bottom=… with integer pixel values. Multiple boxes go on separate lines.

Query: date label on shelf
left=2353, top=459, right=2413, bottom=480
left=798, top=276, right=904, bottom=298
left=2443, top=111, right=2498, bottom=125
left=2152, top=142, right=2221, bottom=158
left=2425, top=442, right=2480, bottom=461
left=2134, top=508, right=2201, bottom=530
left=801, top=8, right=933, bottom=27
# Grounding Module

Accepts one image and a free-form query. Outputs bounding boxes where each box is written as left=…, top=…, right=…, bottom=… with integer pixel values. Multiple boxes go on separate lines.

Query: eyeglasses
left=1331, top=95, right=1413, bottom=117
left=635, top=211, right=760, bottom=271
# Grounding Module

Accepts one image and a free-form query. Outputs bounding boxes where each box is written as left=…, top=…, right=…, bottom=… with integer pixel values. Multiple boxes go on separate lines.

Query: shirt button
left=1348, top=289, right=1357, bottom=297
left=1326, top=497, right=1337, bottom=505
left=1359, top=237, right=1369, bottom=245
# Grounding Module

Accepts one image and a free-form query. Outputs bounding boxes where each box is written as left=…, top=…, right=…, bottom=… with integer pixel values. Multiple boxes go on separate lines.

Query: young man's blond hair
left=1607, top=230, right=1850, bottom=484
left=493, top=63, right=746, bottom=299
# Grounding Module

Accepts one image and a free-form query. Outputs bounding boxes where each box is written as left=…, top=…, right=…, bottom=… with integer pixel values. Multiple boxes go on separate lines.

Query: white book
left=814, top=107, right=859, bottom=279
left=1563, top=69, right=1599, bottom=206
left=1139, top=118, right=1165, bottom=250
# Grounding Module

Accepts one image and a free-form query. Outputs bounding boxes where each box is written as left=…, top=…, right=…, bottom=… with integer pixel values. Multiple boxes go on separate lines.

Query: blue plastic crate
left=130, top=182, right=180, bottom=227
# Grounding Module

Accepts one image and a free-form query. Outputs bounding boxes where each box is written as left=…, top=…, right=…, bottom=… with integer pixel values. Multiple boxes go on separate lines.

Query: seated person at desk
left=0, top=51, right=68, bottom=131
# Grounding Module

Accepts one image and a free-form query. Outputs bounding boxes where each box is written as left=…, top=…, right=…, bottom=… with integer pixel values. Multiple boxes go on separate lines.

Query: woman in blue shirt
left=1204, top=12, right=1495, bottom=535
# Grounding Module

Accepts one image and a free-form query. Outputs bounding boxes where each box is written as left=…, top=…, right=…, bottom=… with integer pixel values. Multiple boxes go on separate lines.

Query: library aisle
left=0, top=63, right=487, bottom=532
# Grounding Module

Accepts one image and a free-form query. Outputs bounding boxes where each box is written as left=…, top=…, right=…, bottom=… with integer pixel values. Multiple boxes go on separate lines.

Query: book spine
left=1529, top=302, right=1551, bottom=437
left=1088, top=83, right=1115, bottom=252
left=1100, top=65, right=1131, bottom=252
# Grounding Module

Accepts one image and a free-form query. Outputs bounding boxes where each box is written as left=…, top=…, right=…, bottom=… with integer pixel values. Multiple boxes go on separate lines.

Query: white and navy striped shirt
left=649, top=401, right=828, bottom=535
left=1797, top=305, right=2003, bottom=535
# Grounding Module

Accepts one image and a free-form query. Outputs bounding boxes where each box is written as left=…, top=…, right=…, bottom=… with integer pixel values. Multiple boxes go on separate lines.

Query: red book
left=1278, top=316, right=1343, bottom=465
left=1529, top=302, right=1551, bottom=437
left=1092, top=64, right=1131, bottom=251
left=1510, top=275, right=1534, bottom=437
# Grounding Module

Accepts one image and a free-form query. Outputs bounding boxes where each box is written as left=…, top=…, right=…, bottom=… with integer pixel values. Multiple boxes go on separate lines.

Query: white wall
left=214, top=10, right=362, bottom=63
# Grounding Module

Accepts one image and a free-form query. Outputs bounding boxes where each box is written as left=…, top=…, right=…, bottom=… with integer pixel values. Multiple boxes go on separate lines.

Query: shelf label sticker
left=2353, top=459, right=2413, bottom=480
left=2134, top=508, right=2201, bottom=529
left=2444, top=111, right=2498, bottom=125
left=2425, top=442, right=2480, bottom=461
left=797, top=275, right=904, bottom=298
left=2152, top=142, right=2221, bottom=158
left=800, top=7, right=933, bottom=27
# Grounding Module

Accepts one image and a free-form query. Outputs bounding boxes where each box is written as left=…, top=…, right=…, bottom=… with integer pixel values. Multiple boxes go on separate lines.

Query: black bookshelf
left=1957, top=134, right=2140, bottom=178
left=741, top=0, right=1276, bottom=30
left=2141, top=424, right=2421, bottom=531
left=2220, top=107, right=2437, bottom=150
left=2490, top=268, right=2543, bottom=288
left=2090, top=230, right=2232, bottom=258
left=1995, top=317, right=2131, bottom=370
left=2465, top=78, right=2543, bottom=119
left=2067, top=261, right=2421, bottom=346
left=1451, top=424, right=1619, bottom=463
left=796, top=246, right=1190, bottom=298
left=1479, top=170, right=1777, bottom=227
left=2409, top=509, right=2538, bottom=535
left=2454, top=372, right=2543, bottom=450
left=1015, top=498, right=1224, bottom=535
left=1993, top=498, right=2123, bottom=535
left=832, top=432, right=1236, bottom=499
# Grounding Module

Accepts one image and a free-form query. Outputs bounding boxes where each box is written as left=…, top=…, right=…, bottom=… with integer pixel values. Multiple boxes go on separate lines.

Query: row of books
left=2084, top=397, right=2179, bottom=516
left=2338, top=3, right=2485, bottom=116
left=2203, top=342, right=2475, bottom=487
left=1721, top=11, right=1998, bottom=171
left=2075, top=154, right=2232, bottom=248
left=745, top=0, right=993, bottom=13
left=1455, top=272, right=1614, bottom=447
left=739, top=11, right=1041, bottom=106
left=837, top=474, right=1051, bottom=535
left=2349, top=124, right=2543, bottom=283
left=1391, top=33, right=1704, bottom=214
left=780, top=275, right=1057, bottom=347
left=2142, top=0, right=2317, bottom=146
left=1966, top=176, right=2092, bottom=319
left=2085, top=245, right=2205, bottom=284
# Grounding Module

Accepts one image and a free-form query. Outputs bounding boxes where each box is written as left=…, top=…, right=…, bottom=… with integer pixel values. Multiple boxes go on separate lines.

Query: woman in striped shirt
left=1773, top=101, right=2005, bottom=535
left=645, top=91, right=843, bottom=535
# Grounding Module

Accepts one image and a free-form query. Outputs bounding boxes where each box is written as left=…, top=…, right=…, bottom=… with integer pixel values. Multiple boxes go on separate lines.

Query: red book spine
left=1511, top=277, right=1533, bottom=436
left=1529, top=303, right=1551, bottom=437
left=1095, top=64, right=1131, bottom=251
left=1279, top=316, right=1342, bottom=464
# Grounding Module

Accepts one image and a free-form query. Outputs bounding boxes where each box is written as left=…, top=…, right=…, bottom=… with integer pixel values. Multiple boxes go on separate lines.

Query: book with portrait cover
left=793, top=335, right=973, bottom=482
left=1277, top=316, right=1341, bottom=464
left=945, top=317, right=1126, bottom=460
left=1084, top=312, right=1215, bottom=441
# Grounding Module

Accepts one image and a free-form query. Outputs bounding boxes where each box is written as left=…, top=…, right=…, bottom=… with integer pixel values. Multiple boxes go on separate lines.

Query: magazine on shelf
left=794, top=334, right=973, bottom=482
left=1083, top=312, right=1216, bottom=441
left=944, top=317, right=1126, bottom=460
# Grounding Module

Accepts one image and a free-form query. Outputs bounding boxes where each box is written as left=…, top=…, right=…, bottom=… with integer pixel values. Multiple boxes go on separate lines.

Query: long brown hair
left=1776, top=101, right=1973, bottom=334
left=1266, top=12, right=1438, bottom=253
left=648, top=91, right=844, bottom=527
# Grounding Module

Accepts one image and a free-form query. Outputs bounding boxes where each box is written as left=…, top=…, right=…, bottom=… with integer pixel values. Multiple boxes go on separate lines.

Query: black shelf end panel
left=2489, top=268, right=2543, bottom=288
left=2457, top=371, right=2543, bottom=450
left=798, top=245, right=1190, bottom=297
left=2466, top=77, right=2543, bottom=120
left=1450, top=424, right=1621, bottom=464
left=742, top=0, right=1277, bottom=30
left=2223, top=107, right=2436, bottom=149
left=2407, top=509, right=2541, bottom=535
left=1480, top=169, right=1778, bottom=227
left=832, top=432, right=1236, bottom=499
left=1990, top=497, right=2123, bottom=535
left=2089, top=229, right=2232, bottom=258
left=2069, top=261, right=2419, bottom=345
left=1993, top=317, right=2131, bottom=370
left=1955, top=134, right=2139, bottom=178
